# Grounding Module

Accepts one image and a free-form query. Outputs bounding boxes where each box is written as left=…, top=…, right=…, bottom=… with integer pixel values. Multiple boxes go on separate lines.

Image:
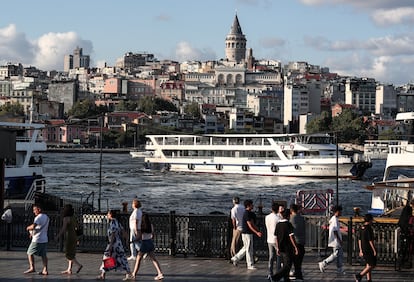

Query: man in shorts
left=24, top=204, right=50, bottom=275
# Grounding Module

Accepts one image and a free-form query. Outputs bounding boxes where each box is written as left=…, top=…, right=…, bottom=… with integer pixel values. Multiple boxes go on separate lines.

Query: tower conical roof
left=229, top=14, right=243, bottom=35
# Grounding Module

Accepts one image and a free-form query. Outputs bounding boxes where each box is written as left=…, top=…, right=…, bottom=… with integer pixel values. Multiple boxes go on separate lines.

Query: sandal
left=123, top=273, right=135, bottom=280
left=76, top=265, right=83, bottom=274
left=154, top=274, right=164, bottom=280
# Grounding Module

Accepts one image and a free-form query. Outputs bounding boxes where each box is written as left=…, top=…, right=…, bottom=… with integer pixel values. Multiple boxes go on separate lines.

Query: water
left=42, top=152, right=385, bottom=216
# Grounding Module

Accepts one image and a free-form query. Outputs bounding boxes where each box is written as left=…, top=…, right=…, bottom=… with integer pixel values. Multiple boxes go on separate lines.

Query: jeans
left=323, top=246, right=343, bottom=269
left=232, top=233, right=254, bottom=268
left=292, top=243, right=305, bottom=279
left=272, top=251, right=293, bottom=282
left=267, top=243, right=282, bottom=275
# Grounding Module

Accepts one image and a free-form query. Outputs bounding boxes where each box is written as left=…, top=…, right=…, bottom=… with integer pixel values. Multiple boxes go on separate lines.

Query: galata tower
left=225, top=14, right=246, bottom=63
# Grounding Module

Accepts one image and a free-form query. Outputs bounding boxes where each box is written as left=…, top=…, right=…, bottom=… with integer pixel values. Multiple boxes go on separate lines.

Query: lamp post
left=335, top=132, right=339, bottom=207
left=98, top=116, right=103, bottom=212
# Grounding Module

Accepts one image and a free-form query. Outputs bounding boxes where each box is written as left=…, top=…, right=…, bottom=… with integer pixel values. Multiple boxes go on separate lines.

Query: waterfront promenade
left=0, top=250, right=412, bottom=281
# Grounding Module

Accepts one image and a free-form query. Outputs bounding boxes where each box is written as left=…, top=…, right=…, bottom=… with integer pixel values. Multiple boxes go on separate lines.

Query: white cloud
left=0, top=24, right=93, bottom=71
left=174, top=41, right=216, bottom=62
left=372, top=7, right=414, bottom=26
left=300, top=0, right=414, bottom=10
left=325, top=53, right=413, bottom=85
left=0, top=24, right=34, bottom=64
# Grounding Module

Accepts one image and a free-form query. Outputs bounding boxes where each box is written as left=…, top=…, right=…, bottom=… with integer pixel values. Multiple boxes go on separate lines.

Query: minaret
left=225, top=14, right=246, bottom=63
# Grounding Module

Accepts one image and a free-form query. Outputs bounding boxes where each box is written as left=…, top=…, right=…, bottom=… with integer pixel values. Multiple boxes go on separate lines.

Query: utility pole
left=98, top=116, right=103, bottom=212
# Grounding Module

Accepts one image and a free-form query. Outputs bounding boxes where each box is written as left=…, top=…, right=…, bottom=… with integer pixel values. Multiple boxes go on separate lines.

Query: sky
left=1, top=0, right=414, bottom=85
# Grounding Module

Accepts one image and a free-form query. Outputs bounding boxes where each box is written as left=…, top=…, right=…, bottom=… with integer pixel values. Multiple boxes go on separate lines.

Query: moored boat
left=142, top=133, right=371, bottom=178
left=366, top=112, right=414, bottom=216
left=0, top=122, right=46, bottom=203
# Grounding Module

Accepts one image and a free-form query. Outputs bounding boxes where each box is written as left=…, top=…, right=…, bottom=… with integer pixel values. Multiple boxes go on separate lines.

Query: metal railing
left=0, top=211, right=402, bottom=266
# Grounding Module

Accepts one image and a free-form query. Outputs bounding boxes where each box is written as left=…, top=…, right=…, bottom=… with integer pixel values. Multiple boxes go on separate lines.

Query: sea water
left=43, top=152, right=385, bottom=216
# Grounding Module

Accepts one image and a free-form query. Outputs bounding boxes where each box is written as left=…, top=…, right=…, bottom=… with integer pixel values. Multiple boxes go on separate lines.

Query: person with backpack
left=131, top=213, right=164, bottom=280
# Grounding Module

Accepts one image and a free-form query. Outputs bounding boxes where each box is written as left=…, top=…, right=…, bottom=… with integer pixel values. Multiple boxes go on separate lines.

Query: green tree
left=331, top=109, right=367, bottom=144
left=0, top=102, right=24, bottom=117
left=184, top=102, right=201, bottom=119
left=116, top=100, right=138, bottom=111
left=138, top=96, right=178, bottom=114
left=305, top=111, right=332, bottom=134
left=68, top=100, right=108, bottom=118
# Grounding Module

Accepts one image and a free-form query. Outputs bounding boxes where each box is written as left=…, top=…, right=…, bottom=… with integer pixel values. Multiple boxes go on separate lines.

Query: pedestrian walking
left=128, top=199, right=143, bottom=261
left=55, top=204, right=83, bottom=274
left=354, top=213, right=377, bottom=282
left=318, top=205, right=345, bottom=274
left=270, top=208, right=299, bottom=282
left=290, top=203, right=306, bottom=281
left=230, top=199, right=263, bottom=270
left=97, top=209, right=133, bottom=280
left=24, top=204, right=50, bottom=275
left=265, top=202, right=280, bottom=280
left=131, top=213, right=164, bottom=280
left=230, top=196, right=245, bottom=257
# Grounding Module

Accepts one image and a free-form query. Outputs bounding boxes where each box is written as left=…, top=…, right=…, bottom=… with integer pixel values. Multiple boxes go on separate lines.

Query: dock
left=0, top=250, right=412, bottom=281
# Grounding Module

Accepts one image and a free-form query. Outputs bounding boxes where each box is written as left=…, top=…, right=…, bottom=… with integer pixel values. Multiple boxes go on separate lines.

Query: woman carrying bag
left=97, top=209, right=133, bottom=280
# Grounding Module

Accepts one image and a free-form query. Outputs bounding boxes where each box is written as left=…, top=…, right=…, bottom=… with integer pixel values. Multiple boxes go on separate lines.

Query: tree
left=184, top=102, right=201, bottom=119
left=305, top=111, right=332, bottom=134
left=116, top=100, right=138, bottom=111
left=0, top=102, right=25, bottom=117
left=331, top=109, right=367, bottom=144
left=67, top=100, right=108, bottom=118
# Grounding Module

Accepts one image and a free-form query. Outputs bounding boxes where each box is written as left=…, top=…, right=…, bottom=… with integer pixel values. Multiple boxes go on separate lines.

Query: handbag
left=103, top=257, right=117, bottom=270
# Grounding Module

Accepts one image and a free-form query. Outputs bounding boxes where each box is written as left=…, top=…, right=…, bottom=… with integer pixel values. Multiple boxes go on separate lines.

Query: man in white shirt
left=265, top=202, right=280, bottom=279
left=230, top=197, right=245, bottom=257
left=24, top=204, right=50, bottom=275
left=128, top=199, right=142, bottom=260
left=318, top=205, right=345, bottom=274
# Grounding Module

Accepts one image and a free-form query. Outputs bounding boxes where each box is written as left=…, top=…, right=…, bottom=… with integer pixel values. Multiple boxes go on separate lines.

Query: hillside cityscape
left=1, top=14, right=413, bottom=147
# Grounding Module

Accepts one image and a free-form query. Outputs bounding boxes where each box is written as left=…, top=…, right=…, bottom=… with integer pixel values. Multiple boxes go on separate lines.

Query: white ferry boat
left=364, top=140, right=400, bottom=160
left=367, top=112, right=414, bottom=216
left=0, top=122, right=47, bottom=201
left=142, top=133, right=371, bottom=178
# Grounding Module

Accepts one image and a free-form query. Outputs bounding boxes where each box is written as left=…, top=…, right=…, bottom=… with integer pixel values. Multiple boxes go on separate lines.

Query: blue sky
left=1, top=0, right=414, bottom=85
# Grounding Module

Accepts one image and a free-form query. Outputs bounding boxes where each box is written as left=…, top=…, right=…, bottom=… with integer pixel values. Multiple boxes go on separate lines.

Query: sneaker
left=354, top=273, right=362, bottom=282
left=127, top=256, right=136, bottom=261
left=230, top=257, right=238, bottom=267
left=143, top=253, right=148, bottom=259
left=318, top=261, right=325, bottom=273
left=267, top=274, right=275, bottom=282
left=247, top=266, right=257, bottom=270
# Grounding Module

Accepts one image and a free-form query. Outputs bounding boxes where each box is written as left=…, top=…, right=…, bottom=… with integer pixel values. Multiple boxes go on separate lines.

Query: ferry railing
left=0, top=212, right=401, bottom=267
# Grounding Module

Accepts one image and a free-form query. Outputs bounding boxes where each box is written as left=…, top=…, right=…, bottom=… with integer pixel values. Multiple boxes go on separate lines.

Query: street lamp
left=335, top=132, right=339, bottom=207
left=98, top=116, right=103, bottom=212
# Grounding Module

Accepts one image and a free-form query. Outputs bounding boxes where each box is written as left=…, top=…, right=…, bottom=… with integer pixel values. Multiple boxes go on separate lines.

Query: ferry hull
left=143, top=158, right=369, bottom=178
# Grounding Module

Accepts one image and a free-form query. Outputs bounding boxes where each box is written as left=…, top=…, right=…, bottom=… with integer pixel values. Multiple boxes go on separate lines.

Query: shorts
left=27, top=242, right=48, bottom=257
left=140, top=239, right=154, bottom=253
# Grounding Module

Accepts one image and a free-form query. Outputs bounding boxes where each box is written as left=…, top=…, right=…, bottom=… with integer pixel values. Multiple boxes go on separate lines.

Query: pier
left=0, top=250, right=412, bottom=281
